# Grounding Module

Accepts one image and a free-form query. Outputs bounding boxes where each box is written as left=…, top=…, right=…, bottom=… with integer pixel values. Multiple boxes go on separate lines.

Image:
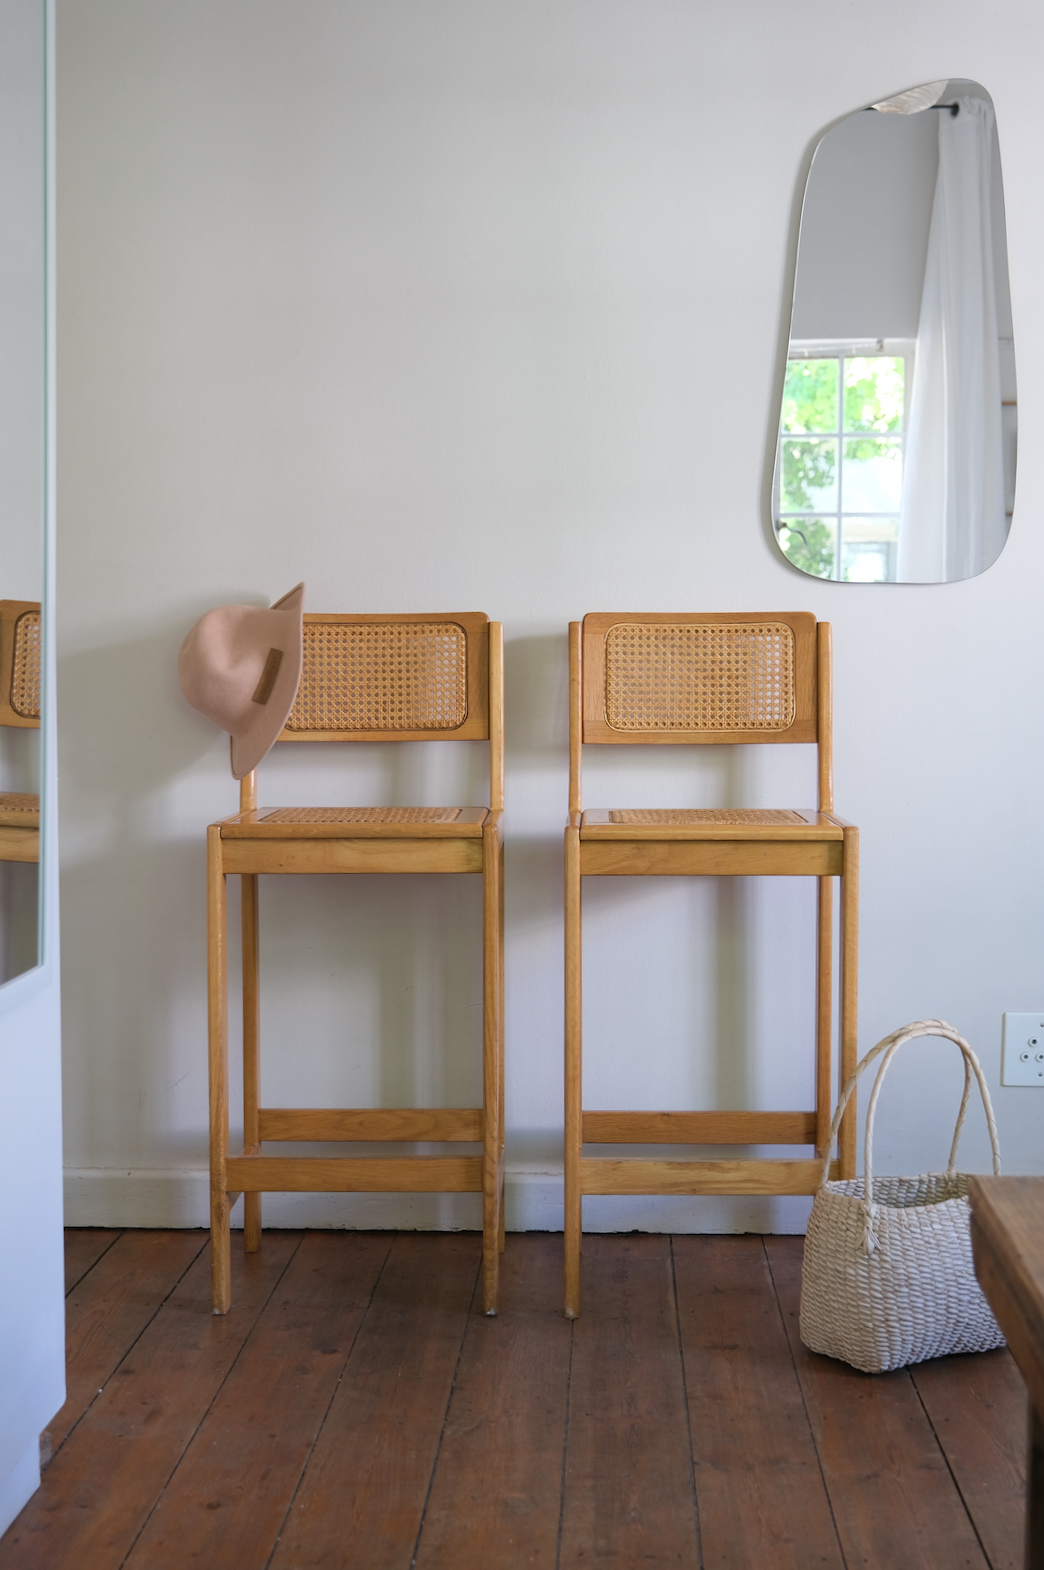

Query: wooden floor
left=0, top=1229, right=1029, bottom=1569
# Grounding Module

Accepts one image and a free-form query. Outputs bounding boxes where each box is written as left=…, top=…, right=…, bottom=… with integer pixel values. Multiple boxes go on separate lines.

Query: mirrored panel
left=0, top=0, right=45, bottom=982
left=774, top=80, right=1016, bottom=583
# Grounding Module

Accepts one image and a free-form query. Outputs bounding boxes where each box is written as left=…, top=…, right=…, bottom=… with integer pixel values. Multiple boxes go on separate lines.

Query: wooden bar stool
left=0, top=600, right=41, bottom=865
left=564, top=612, right=858, bottom=1317
left=208, top=612, right=505, bottom=1313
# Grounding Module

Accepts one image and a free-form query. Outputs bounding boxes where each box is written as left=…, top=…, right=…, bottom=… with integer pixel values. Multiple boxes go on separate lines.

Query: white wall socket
left=1001, top=1013, right=1044, bottom=1086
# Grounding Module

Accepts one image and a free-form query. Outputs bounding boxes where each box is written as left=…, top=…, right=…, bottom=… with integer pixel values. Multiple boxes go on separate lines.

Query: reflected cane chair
left=564, top=612, right=858, bottom=1316
left=0, top=601, right=41, bottom=864
left=208, top=612, right=505, bottom=1313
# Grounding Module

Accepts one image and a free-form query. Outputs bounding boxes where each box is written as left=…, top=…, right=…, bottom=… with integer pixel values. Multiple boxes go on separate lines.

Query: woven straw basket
left=800, top=1020, right=1004, bottom=1374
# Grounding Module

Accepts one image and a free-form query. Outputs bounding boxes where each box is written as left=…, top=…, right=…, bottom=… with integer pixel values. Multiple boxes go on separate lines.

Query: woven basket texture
left=799, top=1021, right=1003, bottom=1374
left=604, top=621, right=794, bottom=733
left=609, top=808, right=806, bottom=825
left=261, top=807, right=461, bottom=824
left=11, top=610, right=41, bottom=719
left=800, top=1173, right=1003, bottom=1373
left=286, top=621, right=467, bottom=732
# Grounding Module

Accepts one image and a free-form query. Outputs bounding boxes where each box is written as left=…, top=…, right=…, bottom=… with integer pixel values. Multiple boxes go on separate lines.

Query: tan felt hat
left=178, top=583, right=305, bottom=779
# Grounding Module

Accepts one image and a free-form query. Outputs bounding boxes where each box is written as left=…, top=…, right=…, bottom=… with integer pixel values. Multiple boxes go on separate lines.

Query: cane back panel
left=279, top=612, right=491, bottom=743
left=0, top=601, right=41, bottom=729
left=581, top=612, right=818, bottom=745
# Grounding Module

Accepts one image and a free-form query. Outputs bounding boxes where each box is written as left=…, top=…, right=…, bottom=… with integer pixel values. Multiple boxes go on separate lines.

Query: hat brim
left=230, top=583, right=305, bottom=779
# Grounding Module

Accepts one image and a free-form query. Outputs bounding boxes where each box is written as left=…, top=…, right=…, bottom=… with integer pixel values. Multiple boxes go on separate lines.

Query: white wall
left=59, top=0, right=1044, bottom=1236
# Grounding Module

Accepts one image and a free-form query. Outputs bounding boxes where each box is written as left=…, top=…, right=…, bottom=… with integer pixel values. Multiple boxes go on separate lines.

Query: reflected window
left=776, top=346, right=907, bottom=582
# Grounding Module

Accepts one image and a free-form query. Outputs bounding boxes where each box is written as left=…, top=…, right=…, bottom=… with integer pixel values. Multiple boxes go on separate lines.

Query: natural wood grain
left=675, top=1235, right=843, bottom=1569
left=489, top=621, right=504, bottom=812
left=817, top=621, right=833, bottom=813
left=969, top=1177, right=1044, bottom=1418
left=208, top=822, right=232, bottom=1313
left=815, top=876, right=832, bottom=1157
left=559, top=1234, right=699, bottom=1567
left=269, top=1233, right=479, bottom=1570
left=582, top=1110, right=817, bottom=1144
left=63, top=1228, right=120, bottom=1295
left=53, top=1230, right=207, bottom=1451
left=0, top=825, right=38, bottom=861
left=481, top=815, right=502, bottom=1312
left=839, top=826, right=859, bottom=1177
left=122, top=1233, right=391, bottom=1570
left=415, top=1235, right=572, bottom=1569
left=258, top=1106, right=483, bottom=1141
left=579, top=839, right=843, bottom=876
left=226, top=1154, right=483, bottom=1192
left=581, top=1157, right=834, bottom=1195
left=765, top=1235, right=989, bottom=1570
left=568, top=621, right=582, bottom=816
left=241, top=870, right=261, bottom=1251
left=0, top=1234, right=301, bottom=1570
left=219, top=837, right=483, bottom=875
left=912, top=1349, right=1027, bottom=1570
left=564, top=821, right=581, bottom=1319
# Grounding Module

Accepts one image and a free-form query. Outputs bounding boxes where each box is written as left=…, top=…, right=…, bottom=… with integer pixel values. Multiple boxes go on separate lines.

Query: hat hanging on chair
left=178, top=583, right=305, bottom=779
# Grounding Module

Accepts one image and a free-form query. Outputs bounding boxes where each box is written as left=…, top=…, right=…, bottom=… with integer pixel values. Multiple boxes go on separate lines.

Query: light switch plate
left=1001, top=1013, right=1044, bottom=1085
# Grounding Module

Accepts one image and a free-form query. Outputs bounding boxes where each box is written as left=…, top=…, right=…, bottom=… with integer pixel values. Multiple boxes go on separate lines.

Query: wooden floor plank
left=123, top=1232, right=393, bottom=1570
left=765, top=1235, right=990, bottom=1570
left=674, top=1235, right=843, bottom=1569
left=53, top=1230, right=208, bottom=1452
left=0, top=1232, right=301, bottom=1570
left=269, top=1231, right=480, bottom=1570
left=558, top=1234, right=700, bottom=1569
left=64, top=1229, right=121, bottom=1296
left=414, top=1234, right=572, bottom=1570
left=912, top=1349, right=1028, bottom=1570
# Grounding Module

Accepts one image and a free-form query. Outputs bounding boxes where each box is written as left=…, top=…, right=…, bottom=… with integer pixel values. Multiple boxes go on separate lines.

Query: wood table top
left=968, top=1175, right=1044, bottom=1416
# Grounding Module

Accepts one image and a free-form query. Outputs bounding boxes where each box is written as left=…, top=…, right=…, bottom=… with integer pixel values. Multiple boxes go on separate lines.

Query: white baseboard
left=63, top=1166, right=812, bottom=1234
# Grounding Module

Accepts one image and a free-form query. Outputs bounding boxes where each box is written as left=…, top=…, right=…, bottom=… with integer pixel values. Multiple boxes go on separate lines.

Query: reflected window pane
left=778, top=518, right=835, bottom=579
left=782, top=360, right=838, bottom=433
left=781, top=438, right=838, bottom=512
left=841, top=517, right=899, bottom=582
left=843, top=357, right=904, bottom=432
left=841, top=436, right=902, bottom=511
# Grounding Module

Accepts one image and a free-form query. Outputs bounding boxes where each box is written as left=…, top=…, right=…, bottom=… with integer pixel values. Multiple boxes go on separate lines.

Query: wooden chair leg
left=241, top=872, right=262, bottom=1252
left=839, top=827, right=860, bottom=1179
left=481, top=822, right=501, bottom=1314
left=564, top=825, right=582, bottom=1318
left=815, top=876, right=833, bottom=1159
left=207, top=826, right=232, bottom=1314
left=498, top=839, right=506, bottom=1254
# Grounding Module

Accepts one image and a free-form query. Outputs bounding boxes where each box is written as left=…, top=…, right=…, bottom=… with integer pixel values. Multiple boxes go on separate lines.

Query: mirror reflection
left=774, top=80, right=1016, bottom=583
left=0, top=0, right=45, bottom=983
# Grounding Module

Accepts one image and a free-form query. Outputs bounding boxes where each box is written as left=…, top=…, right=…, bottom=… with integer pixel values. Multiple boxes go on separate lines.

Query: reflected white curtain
left=897, top=97, right=1006, bottom=582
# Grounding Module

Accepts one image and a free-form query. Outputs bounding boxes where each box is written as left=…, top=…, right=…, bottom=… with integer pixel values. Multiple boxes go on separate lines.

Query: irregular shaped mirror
left=0, top=0, right=45, bottom=983
left=774, top=80, right=1016, bottom=583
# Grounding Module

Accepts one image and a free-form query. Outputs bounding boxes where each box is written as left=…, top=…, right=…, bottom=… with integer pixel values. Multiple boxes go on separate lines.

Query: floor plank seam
left=110, top=1230, right=306, bottom=1570
left=908, top=1367, right=995, bottom=1569
left=762, top=1236, right=849, bottom=1570
left=64, top=1228, right=125, bottom=1298
left=53, top=1230, right=211, bottom=1467
left=408, top=1243, right=484, bottom=1570
left=669, top=1235, right=705, bottom=1570
left=262, top=1231, right=396, bottom=1570
left=553, top=1299, right=575, bottom=1570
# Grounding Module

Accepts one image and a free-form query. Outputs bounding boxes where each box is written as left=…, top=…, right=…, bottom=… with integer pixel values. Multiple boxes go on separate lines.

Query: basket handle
left=817, top=1019, right=1002, bottom=1206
